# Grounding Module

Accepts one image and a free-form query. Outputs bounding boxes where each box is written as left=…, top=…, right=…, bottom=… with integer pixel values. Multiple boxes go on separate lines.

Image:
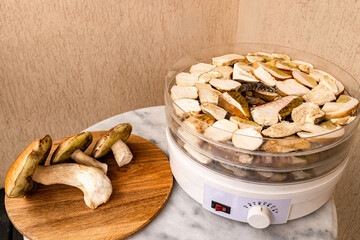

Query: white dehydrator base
left=167, top=130, right=346, bottom=227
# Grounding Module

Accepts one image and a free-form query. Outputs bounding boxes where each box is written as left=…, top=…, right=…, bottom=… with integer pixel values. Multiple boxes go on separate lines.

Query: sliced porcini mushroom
left=275, top=61, right=298, bottom=71
left=291, top=60, right=314, bottom=69
left=212, top=66, right=233, bottom=79
left=220, top=162, right=248, bottom=177
left=212, top=54, right=245, bottom=66
left=309, top=69, right=345, bottom=97
left=291, top=171, right=312, bottom=180
left=297, top=123, right=345, bottom=142
left=322, top=95, right=359, bottom=119
left=246, top=55, right=265, bottom=63
left=204, top=119, right=238, bottom=142
left=198, top=70, right=223, bottom=83
left=257, top=171, right=274, bottom=179
left=319, top=75, right=338, bottom=94
left=51, top=132, right=108, bottom=174
left=189, top=63, right=216, bottom=74
left=218, top=90, right=251, bottom=119
left=175, top=72, right=199, bottom=86
left=261, top=121, right=301, bottom=138
left=253, top=62, right=292, bottom=80
left=201, top=103, right=227, bottom=120
left=174, top=99, right=201, bottom=116
left=177, top=126, right=203, bottom=146
left=262, top=136, right=310, bottom=153
left=292, top=70, right=318, bottom=88
left=92, top=123, right=133, bottom=168
left=195, top=82, right=212, bottom=89
left=230, top=116, right=262, bottom=132
left=302, top=84, right=336, bottom=106
left=248, top=52, right=273, bottom=62
left=291, top=102, right=325, bottom=124
left=183, top=143, right=211, bottom=164
left=233, top=63, right=259, bottom=83
left=253, top=66, right=277, bottom=87
left=276, top=79, right=310, bottom=96
left=183, top=114, right=216, bottom=133
left=271, top=53, right=291, bottom=61
left=253, top=90, right=280, bottom=102
left=5, top=135, right=112, bottom=209
left=251, top=96, right=303, bottom=126
left=209, top=79, right=241, bottom=92
left=330, top=116, right=356, bottom=126
left=319, top=120, right=338, bottom=130
left=198, top=87, right=220, bottom=104
left=232, top=128, right=263, bottom=151
left=170, top=85, right=198, bottom=101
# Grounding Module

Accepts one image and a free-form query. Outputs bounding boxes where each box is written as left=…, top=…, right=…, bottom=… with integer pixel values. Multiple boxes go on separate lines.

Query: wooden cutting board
left=5, top=131, right=173, bottom=240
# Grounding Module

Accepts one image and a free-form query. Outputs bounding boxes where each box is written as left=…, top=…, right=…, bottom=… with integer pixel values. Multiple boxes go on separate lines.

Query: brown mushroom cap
left=51, top=132, right=92, bottom=164
left=5, top=135, right=52, bottom=198
left=92, top=123, right=132, bottom=158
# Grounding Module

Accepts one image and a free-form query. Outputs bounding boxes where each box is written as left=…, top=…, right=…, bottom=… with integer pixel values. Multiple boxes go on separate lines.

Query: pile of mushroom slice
left=5, top=123, right=133, bottom=209
left=168, top=51, right=359, bottom=182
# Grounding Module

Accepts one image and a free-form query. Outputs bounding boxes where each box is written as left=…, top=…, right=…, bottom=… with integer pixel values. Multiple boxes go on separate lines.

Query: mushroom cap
left=51, top=132, right=93, bottom=164
left=92, top=123, right=132, bottom=158
left=5, top=135, right=52, bottom=198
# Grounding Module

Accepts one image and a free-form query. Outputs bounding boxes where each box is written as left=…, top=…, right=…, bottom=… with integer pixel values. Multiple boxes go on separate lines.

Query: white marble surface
left=25, top=106, right=337, bottom=240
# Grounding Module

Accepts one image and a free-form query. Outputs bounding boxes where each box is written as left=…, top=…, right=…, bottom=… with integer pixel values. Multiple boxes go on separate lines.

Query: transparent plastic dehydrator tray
left=164, top=43, right=360, bottom=184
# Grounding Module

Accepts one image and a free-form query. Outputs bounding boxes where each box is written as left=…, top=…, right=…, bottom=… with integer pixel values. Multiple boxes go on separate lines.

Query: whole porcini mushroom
left=92, top=123, right=133, bottom=167
left=5, top=135, right=112, bottom=209
left=51, top=132, right=108, bottom=174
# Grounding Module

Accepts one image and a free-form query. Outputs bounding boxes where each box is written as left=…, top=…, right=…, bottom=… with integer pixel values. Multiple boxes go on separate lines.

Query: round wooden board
left=5, top=132, right=173, bottom=240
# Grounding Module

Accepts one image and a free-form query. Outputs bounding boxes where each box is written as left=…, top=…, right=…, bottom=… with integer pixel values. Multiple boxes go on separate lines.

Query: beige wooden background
left=1, top=0, right=359, bottom=239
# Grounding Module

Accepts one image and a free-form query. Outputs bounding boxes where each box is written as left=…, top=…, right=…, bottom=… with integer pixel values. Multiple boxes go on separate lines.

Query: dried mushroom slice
left=276, top=79, right=310, bottom=96
left=261, top=121, right=301, bottom=138
left=253, top=66, right=277, bottom=87
left=291, top=60, right=314, bottom=69
left=176, top=72, right=199, bottom=86
left=319, top=75, right=338, bottom=94
left=251, top=96, right=302, bottom=126
left=322, top=95, right=359, bottom=119
left=189, top=63, right=216, bottom=74
left=292, top=70, right=317, bottom=88
left=291, top=102, right=325, bottom=124
left=309, top=69, right=344, bottom=96
left=174, top=99, right=201, bottom=116
left=330, top=116, right=356, bottom=126
left=297, top=123, right=345, bottom=143
left=212, top=66, right=233, bottom=79
left=198, top=87, right=220, bottom=105
left=212, top=54, right=245, bottom=66
left=201, top=103, right=227, bottom=120
left=246, top=55, right=265, bottom=63
left=184, top=143, right=211, bottom=164
left=219, top=90, right=250, bottom=119
left=183, top=114, right=216, bottom=133
left=233, top=63, right=259, bottom=83
left=302, top=84, right=336, bottom=106
left=203, top=119, right=238, bottom=142
left=319, top=120, right=338, bottom=130
left=198, top=70, right=223, bottom=83
left=262, top=136, right=310, bottom=153
left=271, top=53, right=291, bottom=61
left=210, top=79, right=241, bottom=92
left=254, top=62, right=292, bottom=79
left=248, top=52, right=273, bottom=62
left=232, top=128, right=263, bottom=151
left=246, top=96, right=266, bottom=106
left=220, top=162, right=248, bottom=177
left=170, top=86, right=198, bottom=100
left=230, top=116, right=262, bottom=132
left=275, top=61, right=298, bottom=71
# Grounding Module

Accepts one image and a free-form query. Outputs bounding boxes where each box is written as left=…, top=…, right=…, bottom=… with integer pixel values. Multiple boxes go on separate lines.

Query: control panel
left=203, top=184, right=292, bottom=228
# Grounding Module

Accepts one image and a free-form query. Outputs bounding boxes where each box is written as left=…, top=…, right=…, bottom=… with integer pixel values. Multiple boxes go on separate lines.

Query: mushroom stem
left=71, top=149, right=108, bottom=174
left=110, top=139, right=133, bottom=167
left=32, top=164, right=112, bottom=209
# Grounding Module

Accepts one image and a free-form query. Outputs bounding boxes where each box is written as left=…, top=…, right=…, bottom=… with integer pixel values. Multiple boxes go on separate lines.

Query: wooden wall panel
left=0, top=0, right=239, bottom=186
left=236, top=1, right=360, bottom=239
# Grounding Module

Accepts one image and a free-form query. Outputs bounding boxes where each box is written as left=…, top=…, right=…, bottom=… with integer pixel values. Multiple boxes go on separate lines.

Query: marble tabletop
left=24, top=106, right=338, bottom=240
